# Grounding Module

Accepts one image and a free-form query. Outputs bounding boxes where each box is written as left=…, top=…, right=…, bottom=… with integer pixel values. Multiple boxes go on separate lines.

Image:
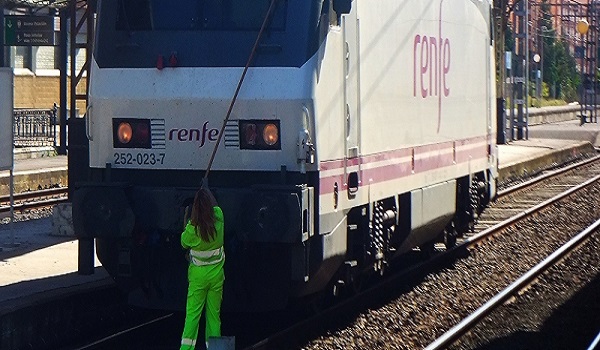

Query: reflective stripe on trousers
left=180, top=252, right=224, bottom=350
left=181, top=338, right=196, bottom=347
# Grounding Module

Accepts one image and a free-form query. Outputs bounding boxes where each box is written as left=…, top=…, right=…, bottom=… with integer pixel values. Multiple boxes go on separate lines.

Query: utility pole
left=513, top=0, right=528, bottom=140
left=0, top=1, right=5, bottom=67
left=494, top=0, right=510, bottom=144
left=494, top=0, right=509, bottom=98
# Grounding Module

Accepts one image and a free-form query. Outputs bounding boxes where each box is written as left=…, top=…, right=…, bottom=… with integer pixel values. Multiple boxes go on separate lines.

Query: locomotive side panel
left=305, top=0, right=495, bottom=297
left=359, top=1, right=491, bottom=150
left=316, top=0, right=495, bottom=217
left=358, top=0, right=492, bottom=179
left=353, top=0, right=496, bottom=256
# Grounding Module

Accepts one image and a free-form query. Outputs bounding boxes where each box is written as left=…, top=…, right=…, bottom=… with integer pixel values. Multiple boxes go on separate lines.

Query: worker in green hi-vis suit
left=180, top=188, right=225, bottom=350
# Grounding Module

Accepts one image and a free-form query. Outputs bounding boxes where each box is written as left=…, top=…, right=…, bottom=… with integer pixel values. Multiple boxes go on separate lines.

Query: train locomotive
left=72, top=0, right=497, bottom=312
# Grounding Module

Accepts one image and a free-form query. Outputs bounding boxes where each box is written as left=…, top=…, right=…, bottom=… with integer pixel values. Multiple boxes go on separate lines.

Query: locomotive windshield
left=116, top=0, right=286, bottom=31
left=95, top=0, right=329, bottom=68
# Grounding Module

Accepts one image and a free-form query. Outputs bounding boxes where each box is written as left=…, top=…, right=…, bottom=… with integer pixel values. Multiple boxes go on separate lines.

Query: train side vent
left=224, top=120, right=240, bottom=149
left=151, top=119, right=166, bottom=149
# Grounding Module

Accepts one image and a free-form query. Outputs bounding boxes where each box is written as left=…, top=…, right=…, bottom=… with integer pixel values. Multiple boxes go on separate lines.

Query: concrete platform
left=0, top=217, right=113, bottom=350
left=0, top=154, right=67, bottom=196
left=497, top=138, right=597, bottom=185
left=528, top=118, right=600, bottom=147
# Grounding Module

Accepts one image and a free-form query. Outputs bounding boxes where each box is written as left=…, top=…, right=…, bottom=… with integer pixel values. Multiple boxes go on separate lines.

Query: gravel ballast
left=300, top=183, right=600, bottom=350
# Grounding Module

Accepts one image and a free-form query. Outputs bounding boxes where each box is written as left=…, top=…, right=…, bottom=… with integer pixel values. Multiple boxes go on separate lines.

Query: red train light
left=113, top=119, right=152, bottom=149
left=239, top=120, right=281, bottom=150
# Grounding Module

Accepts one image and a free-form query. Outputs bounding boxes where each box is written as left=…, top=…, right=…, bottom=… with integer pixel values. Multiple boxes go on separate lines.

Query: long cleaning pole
left=202, top=0, right=278, bottom=187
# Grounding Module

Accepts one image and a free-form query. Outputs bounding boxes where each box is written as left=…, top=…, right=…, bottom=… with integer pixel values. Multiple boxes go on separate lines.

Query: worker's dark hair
left=190, top=188, right=217, bottom=242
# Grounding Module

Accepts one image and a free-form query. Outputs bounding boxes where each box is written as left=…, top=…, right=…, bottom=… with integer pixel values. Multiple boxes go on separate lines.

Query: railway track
left=67, top=313, right=176, bottom=350
left=473, top=154, right=600, bottom=234
left=426, top=218, right=600, bottom=350
left=247, top=156, right=600, bottom=350
left=0, top=187, right=68, bottom=214
left=56, top=155, right=600, bottom=350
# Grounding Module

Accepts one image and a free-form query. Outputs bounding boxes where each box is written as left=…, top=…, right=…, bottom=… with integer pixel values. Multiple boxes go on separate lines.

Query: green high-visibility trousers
left=180, top=262, right=224, bottom=350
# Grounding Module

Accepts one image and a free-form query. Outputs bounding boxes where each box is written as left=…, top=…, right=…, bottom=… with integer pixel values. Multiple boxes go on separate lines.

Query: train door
left=342, top=4, right=361, bottom=198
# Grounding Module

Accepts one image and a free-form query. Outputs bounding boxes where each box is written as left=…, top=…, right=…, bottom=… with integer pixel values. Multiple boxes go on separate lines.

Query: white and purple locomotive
left=73, top=0, right=497, bottom=311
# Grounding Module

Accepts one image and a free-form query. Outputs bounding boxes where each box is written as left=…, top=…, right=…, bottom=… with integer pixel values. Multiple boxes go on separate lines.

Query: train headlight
left=263, top=123, right=279, bottom=146
left=113, top=118, right=152, bottom=149
left=239, top=120, right=281, bottom=150
left=117, top=122, right=133, bottom=144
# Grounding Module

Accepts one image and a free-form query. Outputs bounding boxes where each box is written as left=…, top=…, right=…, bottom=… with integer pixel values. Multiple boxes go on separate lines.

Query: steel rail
left=425, top=217, right=600, bottom=350
left=469, top=174, right=600, bottom=245
left=0, top=187, right=67, bottom=203
left=497, top=154, right=600, bottom=197
left=71, top=313, right=173, bottom=350
left=0, top=197, right=68, bottom=213
left=587, top=331, right=600, bottom=350
left=0, top=187, right=68, bottom=213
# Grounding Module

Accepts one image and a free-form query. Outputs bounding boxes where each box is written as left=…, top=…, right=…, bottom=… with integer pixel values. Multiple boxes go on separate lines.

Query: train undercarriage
left=315, top=171, right=492, bottom=300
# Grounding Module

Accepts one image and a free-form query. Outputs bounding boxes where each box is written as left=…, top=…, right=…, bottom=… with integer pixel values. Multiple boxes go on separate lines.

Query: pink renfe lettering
left=413, top=34, right=450, bottom=99
left=168, top=121, right=220, bottom=148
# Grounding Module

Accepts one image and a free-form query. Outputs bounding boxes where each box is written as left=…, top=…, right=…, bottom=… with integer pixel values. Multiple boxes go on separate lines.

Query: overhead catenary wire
left=202, top=0, right=278, bottom=186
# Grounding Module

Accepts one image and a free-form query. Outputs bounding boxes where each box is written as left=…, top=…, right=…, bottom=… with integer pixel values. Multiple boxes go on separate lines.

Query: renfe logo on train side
left=413, top=1, right=451, bottom=132
left=168, top=121, right=219, bottom=148
left=413, top=35, right=450, bottom=98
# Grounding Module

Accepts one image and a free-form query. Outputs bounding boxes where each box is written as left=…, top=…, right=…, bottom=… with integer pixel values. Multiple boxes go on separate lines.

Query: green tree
left=555, top=39, right=580, bottom=101
left=537, top=0, right=580, bottom=101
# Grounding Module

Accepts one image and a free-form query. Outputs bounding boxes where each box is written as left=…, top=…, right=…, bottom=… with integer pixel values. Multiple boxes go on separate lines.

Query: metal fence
left=13, top=105, right=57, bottom=148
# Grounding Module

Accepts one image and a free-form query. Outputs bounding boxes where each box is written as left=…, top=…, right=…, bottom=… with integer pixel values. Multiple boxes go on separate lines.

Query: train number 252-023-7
left=113, top=152, right=166, bottom=166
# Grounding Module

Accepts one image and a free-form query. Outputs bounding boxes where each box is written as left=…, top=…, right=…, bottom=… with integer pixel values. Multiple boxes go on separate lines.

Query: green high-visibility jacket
left=181, top=206, right=225, bottom=256
left=180, top=206, right=225, bottom=349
